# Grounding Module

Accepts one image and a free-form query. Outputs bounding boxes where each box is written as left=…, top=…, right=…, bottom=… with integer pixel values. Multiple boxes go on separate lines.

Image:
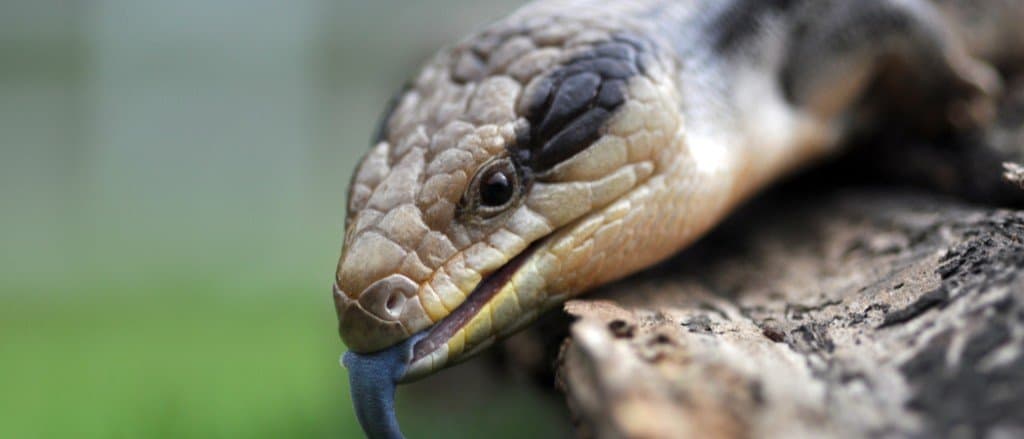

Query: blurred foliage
left=0, top=288, right=562, bottom=437
left=0, top=0, right=566, bottom=437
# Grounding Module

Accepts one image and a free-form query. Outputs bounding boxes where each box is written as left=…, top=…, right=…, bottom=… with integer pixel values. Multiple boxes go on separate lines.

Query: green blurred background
left=0, top=0, right=568, bottom=437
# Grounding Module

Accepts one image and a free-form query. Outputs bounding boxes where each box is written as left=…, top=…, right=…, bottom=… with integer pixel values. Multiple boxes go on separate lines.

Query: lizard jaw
left=400, top=237, right=550, bottom=381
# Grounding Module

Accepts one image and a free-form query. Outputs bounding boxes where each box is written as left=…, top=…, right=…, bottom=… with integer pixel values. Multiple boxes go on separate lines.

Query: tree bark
left=544, top=189, right=1024, bottom=438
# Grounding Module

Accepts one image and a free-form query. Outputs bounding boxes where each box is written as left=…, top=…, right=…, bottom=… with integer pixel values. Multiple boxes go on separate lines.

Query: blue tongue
left=342, top=333, right=424, bottom=439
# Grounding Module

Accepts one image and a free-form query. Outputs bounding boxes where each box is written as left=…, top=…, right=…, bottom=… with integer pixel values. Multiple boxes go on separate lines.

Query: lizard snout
left=333, top=275, right=426, bottom=353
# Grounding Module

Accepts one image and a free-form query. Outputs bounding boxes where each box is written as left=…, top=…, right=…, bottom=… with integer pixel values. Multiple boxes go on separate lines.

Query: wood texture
left=543, top=189, right=1024, bottom=438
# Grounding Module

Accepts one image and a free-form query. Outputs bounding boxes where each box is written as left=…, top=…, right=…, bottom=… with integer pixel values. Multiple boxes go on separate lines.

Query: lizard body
left=333, top=1, right=1024, bottom=437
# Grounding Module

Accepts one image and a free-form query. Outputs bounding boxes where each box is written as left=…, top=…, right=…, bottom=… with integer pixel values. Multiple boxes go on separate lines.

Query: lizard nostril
left=359, top=274, right=418, bottom=321
left=384, top=292, right=405, bottom=318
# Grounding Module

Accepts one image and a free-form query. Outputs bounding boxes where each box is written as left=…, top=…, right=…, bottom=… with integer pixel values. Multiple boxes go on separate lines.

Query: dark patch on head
left=514, top=35, right=652, bottom=172
left=372, top=82, right=412, bottom=146
left=710, top=0, right=800, bottom=52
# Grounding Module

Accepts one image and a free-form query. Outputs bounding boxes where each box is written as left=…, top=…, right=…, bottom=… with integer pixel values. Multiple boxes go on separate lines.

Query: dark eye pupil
left=480, top=170, right=513, bottom=207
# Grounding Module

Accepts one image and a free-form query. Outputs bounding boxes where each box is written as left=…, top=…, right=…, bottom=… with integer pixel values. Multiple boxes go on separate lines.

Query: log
left=546, top=189, right=1024, bottom=438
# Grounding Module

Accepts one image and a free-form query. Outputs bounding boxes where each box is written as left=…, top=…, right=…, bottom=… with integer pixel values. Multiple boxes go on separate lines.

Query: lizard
left=331, top=1, right=1024, bottom=437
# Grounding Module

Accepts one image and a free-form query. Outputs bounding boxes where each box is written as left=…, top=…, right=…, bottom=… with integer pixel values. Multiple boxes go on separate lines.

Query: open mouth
left=409, top=238, right=546, bottom=364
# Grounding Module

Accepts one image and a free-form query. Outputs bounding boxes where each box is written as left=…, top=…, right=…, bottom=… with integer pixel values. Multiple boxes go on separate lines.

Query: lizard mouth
left=407, top=237, right=546, bottom=367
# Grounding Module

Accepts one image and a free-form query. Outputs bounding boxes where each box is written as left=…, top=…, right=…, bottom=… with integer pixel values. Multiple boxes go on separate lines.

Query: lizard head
left=334, top=16, right=698, bottom=381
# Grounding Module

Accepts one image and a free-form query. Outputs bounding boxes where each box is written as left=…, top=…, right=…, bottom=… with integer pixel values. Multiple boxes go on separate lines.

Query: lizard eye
left=465, top=157, right=521, bottom=218
left=480, top=165, right=514, bottom=207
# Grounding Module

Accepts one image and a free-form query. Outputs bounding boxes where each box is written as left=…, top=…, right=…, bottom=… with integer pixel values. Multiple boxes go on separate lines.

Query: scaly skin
left=334, top=0, right=1024, bottom=382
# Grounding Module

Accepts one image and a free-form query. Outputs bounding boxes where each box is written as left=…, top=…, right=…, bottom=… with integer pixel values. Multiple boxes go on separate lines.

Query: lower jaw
left=401, top=304, right=548, bottom=382
left=399, top=238, right=549, bottom=381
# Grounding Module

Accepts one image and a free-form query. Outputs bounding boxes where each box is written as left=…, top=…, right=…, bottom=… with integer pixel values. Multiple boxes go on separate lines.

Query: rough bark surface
left=546, top=190, right=1024, bottom=438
